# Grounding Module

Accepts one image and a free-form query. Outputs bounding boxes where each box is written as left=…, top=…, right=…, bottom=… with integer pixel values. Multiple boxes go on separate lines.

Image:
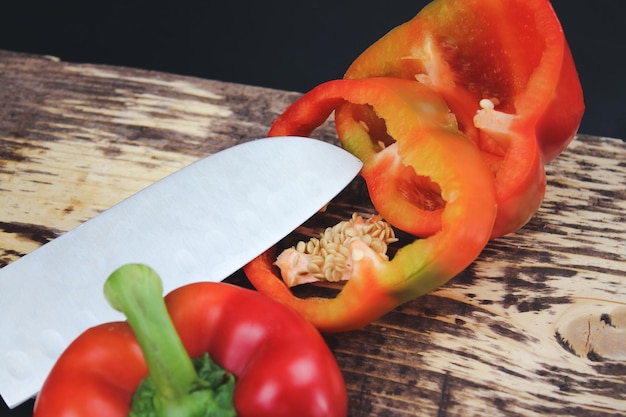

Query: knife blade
left=0, top=135, right=362, bottom=408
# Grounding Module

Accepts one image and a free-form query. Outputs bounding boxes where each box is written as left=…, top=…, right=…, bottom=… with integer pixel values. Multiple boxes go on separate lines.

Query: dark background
left=1, top=1, right=625, bottom=140
left=0, top=1, right=624, bottom=415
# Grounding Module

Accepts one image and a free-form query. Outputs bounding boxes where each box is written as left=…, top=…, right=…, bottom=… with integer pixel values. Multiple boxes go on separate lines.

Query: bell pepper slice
left=244, top=77, right=497, bottom=332
left=34, top=264, right=347, bottom=417
left=336, top=0, right=584, bottom=237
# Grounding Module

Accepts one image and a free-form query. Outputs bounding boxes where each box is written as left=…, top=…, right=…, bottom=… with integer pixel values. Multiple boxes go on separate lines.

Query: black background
left=0, top=1, right=625, bottom=415
left=1, top=1, right=625, bottom=140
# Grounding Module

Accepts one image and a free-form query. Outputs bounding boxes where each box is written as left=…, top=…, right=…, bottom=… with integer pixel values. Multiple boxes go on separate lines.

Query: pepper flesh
left=34, top=264, right=347, bottom=417
left=244, top=77, right=497, bottom=332
left=337, top=0, right=584, bottom=238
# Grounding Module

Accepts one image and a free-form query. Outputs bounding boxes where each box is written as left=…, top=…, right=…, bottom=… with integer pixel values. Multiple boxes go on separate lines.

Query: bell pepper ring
left=33, top=264, right=348, bottom=417
left=244, top=77, right=497, bottom=332
left=336, top=0, right=584, bottom=238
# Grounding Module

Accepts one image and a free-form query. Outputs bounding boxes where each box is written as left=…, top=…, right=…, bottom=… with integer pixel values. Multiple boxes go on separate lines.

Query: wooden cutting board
left=1, top=49, right=624, bottom=416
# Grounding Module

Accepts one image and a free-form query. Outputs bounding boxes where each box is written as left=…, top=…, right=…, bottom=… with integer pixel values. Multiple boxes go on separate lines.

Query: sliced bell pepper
left=337, top=0, right=584, bottom=237
left=34, top=264, right=347, bottom=417
left=244, top=77, right=497, bottom=332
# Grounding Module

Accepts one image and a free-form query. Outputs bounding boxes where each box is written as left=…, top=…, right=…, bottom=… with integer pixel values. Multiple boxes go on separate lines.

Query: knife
left=0, top=135, right=362, bottom=408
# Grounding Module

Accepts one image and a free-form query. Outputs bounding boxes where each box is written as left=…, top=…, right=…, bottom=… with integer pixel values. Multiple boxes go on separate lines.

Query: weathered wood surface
left=1, top=49, right=624, bottom=416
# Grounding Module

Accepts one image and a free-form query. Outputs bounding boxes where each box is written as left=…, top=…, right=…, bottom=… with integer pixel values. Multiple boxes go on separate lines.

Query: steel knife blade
left=0, top=136, right=362, bottom=408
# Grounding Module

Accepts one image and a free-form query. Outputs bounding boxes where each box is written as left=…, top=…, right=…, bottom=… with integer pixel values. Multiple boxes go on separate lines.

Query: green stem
left=104, top=264, right=228, bottom=417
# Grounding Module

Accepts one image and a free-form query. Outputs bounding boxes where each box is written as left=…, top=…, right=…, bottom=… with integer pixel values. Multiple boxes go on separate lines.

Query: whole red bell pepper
left=244, top=77, right=497, bottom=332
left=336, top=0, right=584, bottom=238
left=33, top=264, right=347, bottom=417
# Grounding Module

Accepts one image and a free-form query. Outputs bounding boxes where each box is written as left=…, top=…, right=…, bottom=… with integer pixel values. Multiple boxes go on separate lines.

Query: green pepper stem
left=104, top=264, right=206, bottom=417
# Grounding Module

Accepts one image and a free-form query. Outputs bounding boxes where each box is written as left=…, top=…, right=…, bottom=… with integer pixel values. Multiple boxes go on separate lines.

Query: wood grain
left=1, top=49, right=624, bottom=416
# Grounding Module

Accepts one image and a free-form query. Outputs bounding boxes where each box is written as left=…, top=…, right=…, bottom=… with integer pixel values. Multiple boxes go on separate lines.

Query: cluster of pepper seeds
left=275, top=213, right=398, bottom=287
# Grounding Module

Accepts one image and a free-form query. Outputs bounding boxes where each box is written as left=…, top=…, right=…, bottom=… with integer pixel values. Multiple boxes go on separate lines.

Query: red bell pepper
left=337, top=0, right=584, bottom=237
left=34, top=264, right=347, bottom=417
left=244, top=77, right=497, bottom=332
